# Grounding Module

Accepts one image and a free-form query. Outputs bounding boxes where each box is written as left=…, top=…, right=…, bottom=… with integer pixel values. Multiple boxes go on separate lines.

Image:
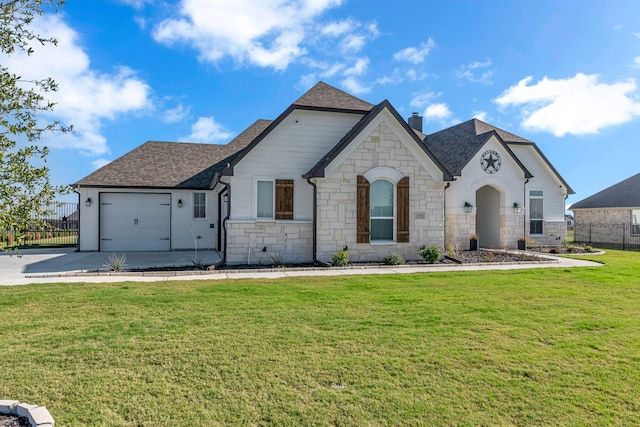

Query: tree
left=0, top=0, right=71, bottom=248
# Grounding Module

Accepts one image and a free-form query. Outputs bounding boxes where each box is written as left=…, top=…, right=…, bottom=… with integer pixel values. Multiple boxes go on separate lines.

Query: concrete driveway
left=0, top=247, right=603, bottom=286
left=0, top=248, right=222, bottom=286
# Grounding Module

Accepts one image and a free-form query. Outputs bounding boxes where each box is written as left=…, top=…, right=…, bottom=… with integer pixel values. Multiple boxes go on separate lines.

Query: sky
left=5, top=0, right=640, bottom=209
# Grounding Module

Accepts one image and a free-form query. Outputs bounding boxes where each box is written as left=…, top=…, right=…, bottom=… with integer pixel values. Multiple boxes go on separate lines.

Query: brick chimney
left=408, top=112, right=422, bottom=132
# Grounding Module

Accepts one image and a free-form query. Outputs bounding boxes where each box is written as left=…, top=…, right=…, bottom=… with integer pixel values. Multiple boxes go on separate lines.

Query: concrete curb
left=0, top=400, right=54, bottom=426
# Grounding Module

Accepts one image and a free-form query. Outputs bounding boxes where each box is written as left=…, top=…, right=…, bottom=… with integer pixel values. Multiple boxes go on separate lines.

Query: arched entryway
left=476, top=185, right=501, bottom=248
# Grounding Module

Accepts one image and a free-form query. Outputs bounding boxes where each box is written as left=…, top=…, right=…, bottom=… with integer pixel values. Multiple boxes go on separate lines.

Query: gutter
left=306, top=177, right=331, bottom=267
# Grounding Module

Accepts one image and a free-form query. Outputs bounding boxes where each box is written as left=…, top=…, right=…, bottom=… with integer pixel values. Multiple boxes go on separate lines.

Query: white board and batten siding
left=230, top=109, right=365, bottom=220
left=78, top=188, right=218, bottom=251
left=509, top=145, right=568, bottom=221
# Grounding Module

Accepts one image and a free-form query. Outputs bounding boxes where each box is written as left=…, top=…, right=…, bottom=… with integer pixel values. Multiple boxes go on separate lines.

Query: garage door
left=100, top=193, right=171, bottom=251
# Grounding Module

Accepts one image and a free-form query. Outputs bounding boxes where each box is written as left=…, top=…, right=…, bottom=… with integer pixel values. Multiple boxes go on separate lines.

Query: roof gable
left=74, top=119, right=271, bottom=189
left=304, top=100, right=453, bottom=181
left=293, top=81, right=374, bottom=112
left=426, top=119, right=531, bottom=178
left=571, top=172, right=640, bottom=209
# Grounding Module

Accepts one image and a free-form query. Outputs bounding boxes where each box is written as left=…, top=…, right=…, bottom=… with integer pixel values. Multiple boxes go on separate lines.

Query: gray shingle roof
left=74, top=119, right=271, bottom=189
left=293, top=81, right=374, bottom=112
left=570, top=172, right=640, bottom=209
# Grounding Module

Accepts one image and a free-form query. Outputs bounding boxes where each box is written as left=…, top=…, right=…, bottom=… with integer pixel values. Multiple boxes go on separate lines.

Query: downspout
left=523, top=178, right=529, bottom=239
left=217, top=183, right=228, bottom=251
left=443, top=182, right=450, bottom=249
left=216, top=166, right=232, bottom=266
left=306, top=177, right=330, bottom=267
left=74, top=187, right=81, bottom=252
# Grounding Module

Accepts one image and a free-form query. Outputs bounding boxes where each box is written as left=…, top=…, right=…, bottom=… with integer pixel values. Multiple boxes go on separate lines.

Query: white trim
left=364, top=166, right=404, bottom=184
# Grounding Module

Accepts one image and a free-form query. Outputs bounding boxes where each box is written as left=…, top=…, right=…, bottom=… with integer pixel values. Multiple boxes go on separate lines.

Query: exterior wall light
left=177, top=199, right=183, bottom=208
left=85, top=197, right=92, bottom=207
left=464, top=202, right=473, bottom=214
left=513, top=202, right=522, bottom=213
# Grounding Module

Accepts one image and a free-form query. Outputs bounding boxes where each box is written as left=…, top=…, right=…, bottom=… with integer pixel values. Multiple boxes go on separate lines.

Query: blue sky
left=6, top=0, right=640, bottom=209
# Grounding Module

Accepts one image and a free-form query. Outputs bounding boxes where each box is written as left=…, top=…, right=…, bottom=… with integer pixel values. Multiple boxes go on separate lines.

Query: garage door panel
left=100, top=193, right=171, bottom=251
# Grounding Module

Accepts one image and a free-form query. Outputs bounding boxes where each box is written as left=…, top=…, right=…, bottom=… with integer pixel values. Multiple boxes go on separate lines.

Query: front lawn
left=1, top=251, right=639, bottom=425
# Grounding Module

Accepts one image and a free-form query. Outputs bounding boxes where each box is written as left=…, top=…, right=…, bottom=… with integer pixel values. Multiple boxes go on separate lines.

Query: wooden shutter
left=357, top=175, right=370, bottom=243
left=396, top=176, right=410, bottom=242
left=275, top=179, right=294, bottom=220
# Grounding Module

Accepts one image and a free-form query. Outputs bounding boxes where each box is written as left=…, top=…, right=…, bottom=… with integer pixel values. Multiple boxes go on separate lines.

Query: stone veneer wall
left=226, top=220, right=313, bottom=265
left=574, top=208, right=632, bottom=244
left=447, top=213, right=527, bottom=250
left=535, top=220, right=568, bottom=246
left=315, top=122, right=444, bottom=263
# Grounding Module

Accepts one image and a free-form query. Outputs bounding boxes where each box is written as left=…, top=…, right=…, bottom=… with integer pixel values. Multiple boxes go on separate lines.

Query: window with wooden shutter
left=357, top=175, right=370, bottom=243
left=275, top=179, right=294, bottom=220
left=396, top=176, right=409, bottom=242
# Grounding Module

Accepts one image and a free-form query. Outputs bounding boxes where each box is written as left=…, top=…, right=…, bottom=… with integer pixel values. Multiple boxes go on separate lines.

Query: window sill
left=370, top=240, right=397, bottom=245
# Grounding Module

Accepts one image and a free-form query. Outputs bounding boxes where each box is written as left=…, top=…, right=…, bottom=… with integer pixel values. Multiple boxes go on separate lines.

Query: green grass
left=1, top=250, right=639, bottom=425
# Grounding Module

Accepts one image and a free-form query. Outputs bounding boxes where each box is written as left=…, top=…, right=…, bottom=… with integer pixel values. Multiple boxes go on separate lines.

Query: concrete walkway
left=0, top=247, right=603, bottom=286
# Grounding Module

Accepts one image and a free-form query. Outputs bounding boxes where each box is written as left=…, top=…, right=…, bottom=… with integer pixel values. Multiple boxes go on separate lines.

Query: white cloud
left=163, top=103, right=191, bottom=123
left=410, top=91, right=438, bottom=108
left=91, top=158, right=112, bottom=170
left=4, top=15, right=152, bottom=156
left=495, top=73, right=640, bottom=136
left=180, top=116, right=234, bottom=143
left=631, top=56, right=640, bottom=68
left=393, top=39, right=436, bottom=64
left=297, top=73, right=318, bottom=90
left=457, top=58, right=493, bottom=85
left=472, top=110, right=488, bottom=121
left=321, top=19, right=354, bottom=37
left=344, top=57, right=369, bottom=76
left=152, top=0, right=342, bottom=70
left=341, top=77, right=370, bottom=94
left=631, top=31, right=640, bottom=39
left=375, top=68, right=402, bottom=85
left=406, top=69, right=428, bottom=81
left=424, top=103, right=452, bottom=122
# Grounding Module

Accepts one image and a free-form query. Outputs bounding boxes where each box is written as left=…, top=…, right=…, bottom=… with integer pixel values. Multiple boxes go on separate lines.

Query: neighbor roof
left=425, top=119, right=532, bottom=177
left=74, top=119, right=271, bottom=189
left=571, top=172, right=640, bottom=209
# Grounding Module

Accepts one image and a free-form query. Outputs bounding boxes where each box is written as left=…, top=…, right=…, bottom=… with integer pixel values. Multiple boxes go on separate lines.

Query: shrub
left=332, top=249, right=349, bottom=267
left=270, top=254, right=285, bottom=268
left=103, top=253, right=128, bottom=271
left=382, top=253, right=405, bottom=265
left=418, top=245, right=441, bottom=264
left=585, top=245, right=593, bottom=252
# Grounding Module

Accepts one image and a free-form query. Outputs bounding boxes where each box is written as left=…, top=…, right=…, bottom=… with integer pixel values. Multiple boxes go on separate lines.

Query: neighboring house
left=565, top=214, right=574, bottom=230
left=570, top=172, right=640, bottom=246
left=74, top=82, right=573, bottom=264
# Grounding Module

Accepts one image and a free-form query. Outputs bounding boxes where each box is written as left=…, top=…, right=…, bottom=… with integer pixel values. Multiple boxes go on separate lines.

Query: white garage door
left=100, top=193, right=171, bottom=251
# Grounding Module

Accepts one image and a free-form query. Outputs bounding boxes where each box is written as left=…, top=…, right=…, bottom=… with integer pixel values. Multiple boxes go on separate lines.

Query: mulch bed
left=0, top=415, right=29, bottom=427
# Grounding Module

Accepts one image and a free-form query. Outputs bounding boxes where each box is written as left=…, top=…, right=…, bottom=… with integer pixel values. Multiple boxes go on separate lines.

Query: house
left=570, top=172, right=640, bottom=248
left=74, top=82, right=573, bottom=264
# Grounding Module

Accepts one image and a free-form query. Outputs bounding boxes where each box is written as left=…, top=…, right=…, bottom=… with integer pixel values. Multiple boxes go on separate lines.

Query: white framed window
left=370, top=179, right=394, bottom=241
left=529, top=190, right=543, bottom=235
left=193, top=192, right=206, bottom=219
left=632, top=210, right=640, bottom=235
left=256, top=180, right=274, bottom=219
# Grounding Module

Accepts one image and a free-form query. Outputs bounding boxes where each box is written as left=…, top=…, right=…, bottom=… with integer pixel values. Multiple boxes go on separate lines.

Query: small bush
left=382, top=253, right=405, bottom=265
left=585, top=245, right=593, bottom=252
left=418, top=245, right=441, bottom=264
left=103, top=253, right=128, bottom=271
left=270, top=254, right=285, bottom=268
left=332, top=249, right=349, bottom=267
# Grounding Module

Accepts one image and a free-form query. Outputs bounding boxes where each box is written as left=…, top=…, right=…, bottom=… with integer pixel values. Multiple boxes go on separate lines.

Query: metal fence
left=574, top=222, right=640, bottom=252
left=2, top=202, right=79, bottom=248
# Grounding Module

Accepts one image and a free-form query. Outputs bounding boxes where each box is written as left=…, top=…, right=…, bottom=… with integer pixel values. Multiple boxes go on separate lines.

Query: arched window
left=357, top=174, right=409, bottom=244
left=370, top=179, right=394, bottom=241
